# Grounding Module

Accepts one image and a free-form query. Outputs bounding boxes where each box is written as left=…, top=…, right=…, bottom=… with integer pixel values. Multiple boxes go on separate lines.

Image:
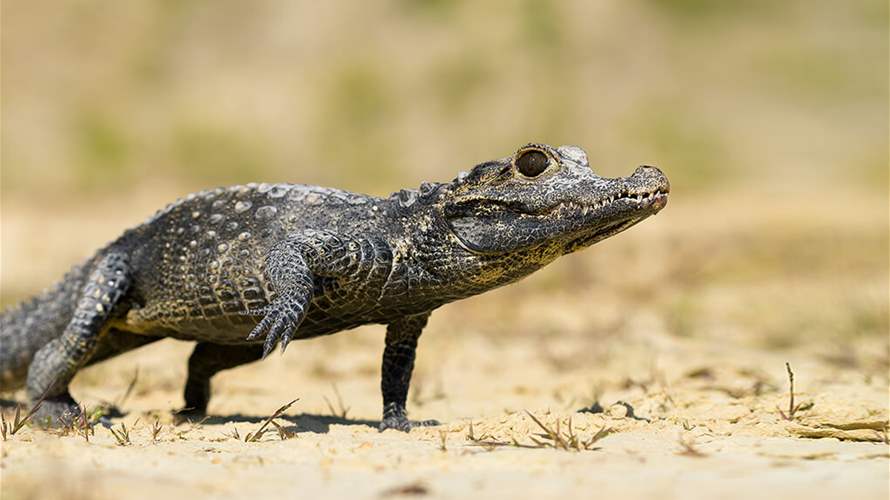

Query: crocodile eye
left=515, top=150, right=550, bottom=177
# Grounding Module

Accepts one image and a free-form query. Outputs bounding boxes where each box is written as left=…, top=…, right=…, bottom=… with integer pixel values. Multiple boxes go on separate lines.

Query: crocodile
left=0, top=143, right=669, bottom=431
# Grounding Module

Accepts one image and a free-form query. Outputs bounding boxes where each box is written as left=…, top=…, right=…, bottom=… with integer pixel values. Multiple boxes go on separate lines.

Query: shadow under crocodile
left=0, top=398, right=438, bottom=433
left=180, top=413, right=380, bottom=434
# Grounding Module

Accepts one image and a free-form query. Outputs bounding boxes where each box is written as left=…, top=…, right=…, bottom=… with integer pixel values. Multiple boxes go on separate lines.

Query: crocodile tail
left=0, top=262, right=90, bottom=392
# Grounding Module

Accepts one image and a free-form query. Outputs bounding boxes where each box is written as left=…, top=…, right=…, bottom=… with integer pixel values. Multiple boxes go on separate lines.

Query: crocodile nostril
left=631, top=165, right=670, bottom=194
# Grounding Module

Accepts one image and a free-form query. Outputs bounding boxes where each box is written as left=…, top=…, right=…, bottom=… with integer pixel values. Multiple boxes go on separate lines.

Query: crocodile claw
left=246, top=303, right=304, bottom=357
left=378, top=415, right=441, bottom=432
left=378, top=402, right=441, bottom=432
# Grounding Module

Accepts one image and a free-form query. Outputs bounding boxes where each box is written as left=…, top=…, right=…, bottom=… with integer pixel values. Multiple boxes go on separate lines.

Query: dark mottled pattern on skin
left=0, top=143, right=669, bottom=430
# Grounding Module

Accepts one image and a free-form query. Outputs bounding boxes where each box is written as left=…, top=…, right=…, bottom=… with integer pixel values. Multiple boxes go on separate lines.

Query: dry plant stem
left=465, top=421, right=525, bottom=450
left=227, top=426, right=241, bottom=441
left=115, top=368, right=140, bottom=408
left=109, top=423, right=131, bottom=446
left=245, top=398, right=299, bottom=443
left=150, top=419, right=163, bottom=442
left=786, top=362, right=795, bottom=417
left=677, top=433, right=707, bottom=457
left=465, top=413, right=610, bottom=452
left=9, top=400, right=42, bottom=436
left=7, top=365, right=60, bottom=432
left=270, top=420, right=295, bottom=440
left=525, top=411, right=611, bottom=451
left=67, top=405, right=95, bottom=442
left=526, top=411, right=568, bottom=449
left=6, top=384, right=55, bottom=435
left=778, top=362, right=802, bottom=421
left=175, top=416, right=209, bottom=440
left=438, top=430, right=448, bottom=452
left=323, top=384, right=350, bottom=419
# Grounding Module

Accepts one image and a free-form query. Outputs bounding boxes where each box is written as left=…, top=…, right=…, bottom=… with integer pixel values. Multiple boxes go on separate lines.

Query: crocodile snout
left=627, top=165, right=670, bottom=211
left=633, top=165, right=671, bottom=194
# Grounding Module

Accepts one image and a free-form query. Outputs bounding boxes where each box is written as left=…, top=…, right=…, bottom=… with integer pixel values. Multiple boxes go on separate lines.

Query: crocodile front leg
left=245, top=238, right=315, bottom=358
left=247, top=230, right=381, bottom=357
left=379, top=312, right=438, bottom=432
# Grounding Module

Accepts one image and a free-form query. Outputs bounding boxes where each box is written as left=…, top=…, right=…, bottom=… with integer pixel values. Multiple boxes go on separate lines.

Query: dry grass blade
left=175, top=415, right=210, bottom=440
left=271, top=420, right=296, bottom=440
left=109, top=422, right=131, bottom=446
left=528, top=435, right=548, bottom=447
left=190, top=416, right=210, bottom=429
left=11, top=399, right=44, bottom=435
left=524, top=411, right=610, bottom=451
left=323, top=384, right=350, bottom=419
left=150, top=419, right=163, bottom=442
left=65, top=405, right=96, bottom=442
left=13, top=406, right=22, bottom=433
left=677, top=433, right=707, bottom=457
left=245, top=398, right=299, bottom=443
left=465, top=421, right=529, bottom=450
left=777, top=362, right=809, bottom=421
left=525, top=410, right=569, bottom=450
left=115, top=368, right=140, bottom=408
left=584, top=424, right=612, bottom=449
left=566, top=417, right=582, bottom=451
left=1, top=411, right=8, bottom=441
left=438, top=429, right=448, bottom=452
left=14, top=382, right=60, bottom=431
left=464, top=414, right=609, bottom=452
left=227, top=426, right=241, bottom=441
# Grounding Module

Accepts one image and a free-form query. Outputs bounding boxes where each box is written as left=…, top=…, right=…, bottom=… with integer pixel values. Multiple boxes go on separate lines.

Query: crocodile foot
left=29, top=394, right=81, bottom=428
left=379, top=407, right=441, bottom=432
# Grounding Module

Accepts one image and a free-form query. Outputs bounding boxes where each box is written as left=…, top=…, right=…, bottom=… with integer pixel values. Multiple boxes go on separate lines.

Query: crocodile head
left=442, top=143, right=669, bottom=255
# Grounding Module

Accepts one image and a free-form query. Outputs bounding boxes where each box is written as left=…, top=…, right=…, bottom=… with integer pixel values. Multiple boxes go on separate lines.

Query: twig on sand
left=525, top=411, right=611, bottom=451
left=676, top=433, right=707, bottom=457
left=2, top=391, right=49, bottom=437
left=115, top=368, right=140, bottom=408
left=109, top=422, right=131, bottom=446
left=245, top=398, right=299, bottom=443
left=150, top=419, right=164, bottom=442
left=323, top=384, right=350, bottom=419
left=777, top=362, right=811, bottom=421
left=465, top=413, right=611, bottom=452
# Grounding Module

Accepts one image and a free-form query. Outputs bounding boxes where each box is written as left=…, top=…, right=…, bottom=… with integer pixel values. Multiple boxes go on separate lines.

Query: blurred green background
left=3, top=0, right=886, bottom=194
left=1, top=0, right=888, bottom=357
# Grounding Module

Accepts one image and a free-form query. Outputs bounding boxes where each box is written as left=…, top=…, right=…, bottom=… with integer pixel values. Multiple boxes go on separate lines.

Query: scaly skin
left=0, top=143, right=669, bottom=430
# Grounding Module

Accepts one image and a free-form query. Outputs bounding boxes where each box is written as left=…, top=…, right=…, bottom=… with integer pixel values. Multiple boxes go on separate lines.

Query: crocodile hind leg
left=26, top=252, right=131, bottom=425
left=179, top=342, right=265, bottom=417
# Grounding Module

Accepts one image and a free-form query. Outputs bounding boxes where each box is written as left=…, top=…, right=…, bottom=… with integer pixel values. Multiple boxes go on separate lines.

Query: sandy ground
left=1, top=192, right=888, bottom=500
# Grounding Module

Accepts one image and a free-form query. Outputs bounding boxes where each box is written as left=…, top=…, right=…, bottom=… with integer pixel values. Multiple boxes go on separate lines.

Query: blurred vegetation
left=1, top=0, right=888, bottom=351
left=1, top=0, right=886, bottom=196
